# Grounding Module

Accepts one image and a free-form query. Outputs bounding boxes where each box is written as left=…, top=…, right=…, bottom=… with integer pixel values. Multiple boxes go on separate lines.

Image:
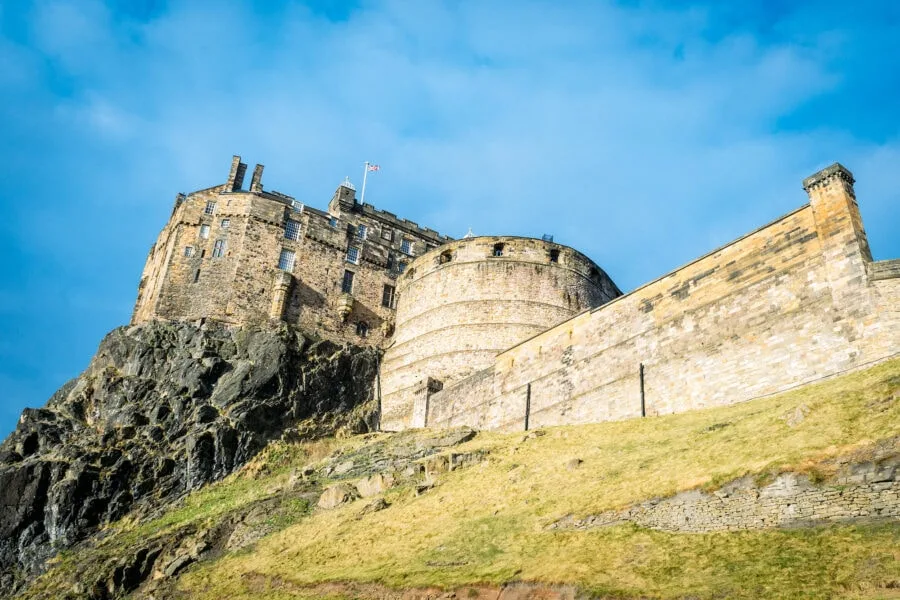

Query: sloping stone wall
left=426, top=164, right=900, bottom=431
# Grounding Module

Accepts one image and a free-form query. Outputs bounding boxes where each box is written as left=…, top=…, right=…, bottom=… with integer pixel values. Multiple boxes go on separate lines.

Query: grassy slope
left=175, top=358, right=900, bottom=599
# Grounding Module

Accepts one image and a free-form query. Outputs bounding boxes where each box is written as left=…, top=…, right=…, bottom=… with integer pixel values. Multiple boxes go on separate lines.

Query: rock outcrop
left=0, top=320, right=379, bottom=594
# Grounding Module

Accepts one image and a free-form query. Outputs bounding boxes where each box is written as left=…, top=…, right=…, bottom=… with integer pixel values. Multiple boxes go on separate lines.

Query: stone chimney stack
left=226, top=155, right=248, bottom=192
left=250, top=164, right=265, bottom=193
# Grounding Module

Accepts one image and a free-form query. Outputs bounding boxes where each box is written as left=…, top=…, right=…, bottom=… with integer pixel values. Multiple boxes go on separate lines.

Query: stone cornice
left=802, top=163, right=855, bottom=192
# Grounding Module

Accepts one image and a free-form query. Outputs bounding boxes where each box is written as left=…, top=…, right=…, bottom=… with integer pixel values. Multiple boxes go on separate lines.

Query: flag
left=367, top=164, right=381, bottom=172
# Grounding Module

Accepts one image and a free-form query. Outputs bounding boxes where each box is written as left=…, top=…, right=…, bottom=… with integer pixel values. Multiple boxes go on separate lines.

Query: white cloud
left=15, top=0, right=900, bottom=290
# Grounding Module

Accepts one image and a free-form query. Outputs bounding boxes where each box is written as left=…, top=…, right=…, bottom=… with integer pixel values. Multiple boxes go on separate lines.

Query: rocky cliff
left=0, top=320, right=379, bottom=594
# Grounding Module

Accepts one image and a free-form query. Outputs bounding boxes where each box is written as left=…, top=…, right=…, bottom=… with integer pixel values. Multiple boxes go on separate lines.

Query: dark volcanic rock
left=0, top=320, right=379, bottom=595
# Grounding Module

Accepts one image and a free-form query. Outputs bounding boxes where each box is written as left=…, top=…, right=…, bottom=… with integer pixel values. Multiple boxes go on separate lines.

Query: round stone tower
left=379, top=236, right=620, bottom=430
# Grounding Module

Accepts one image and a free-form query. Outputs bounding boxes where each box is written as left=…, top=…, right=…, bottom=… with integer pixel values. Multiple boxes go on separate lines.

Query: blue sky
left=1, top=0, right=898, bottom=437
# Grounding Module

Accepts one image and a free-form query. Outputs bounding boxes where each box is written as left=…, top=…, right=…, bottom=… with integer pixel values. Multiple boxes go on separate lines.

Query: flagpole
left=360, top=161, right=369, bottom=204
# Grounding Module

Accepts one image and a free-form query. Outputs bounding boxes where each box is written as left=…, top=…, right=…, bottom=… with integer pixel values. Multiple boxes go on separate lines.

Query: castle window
left=382, top=284, right=396, bottom=308
left=397, top=261, right=407, bottom=274
left=212, top=239, right=226, bottom=258
left=284, top=219, right=301, bottom=241
left=387, top=254, right=395, bottom=271
left=493, top=243, right=505, bottom=257
left=341, top=270, right=354, bottom=294
left=221, top=218, right=230, bottom=229
left=193, top=269, right=201, bottom=283
left=346, top=246, right=360, bottom=264
left=329, top=216, right=338, bottom=228
left=184, top=246, right=195, bottom=257
left=204, top=201, right=217, bottom=215
left=381, top=227, right=393, bottom=241
left=400, top=239, right=412, bottom=255
left=549, top=249, right=560, bottom=263
left=357, top=224, right=367, bottom=240
left=439, top=251, right=452, bottom=264
left=356, top=321, right=369, bottom=338
left=199, top=224, right=210, bottom=239
left=278, top=249, right=296, bottom=271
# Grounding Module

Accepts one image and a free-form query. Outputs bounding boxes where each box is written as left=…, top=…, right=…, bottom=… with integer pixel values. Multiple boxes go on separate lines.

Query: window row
left=184, top=239, right=226, bottom=259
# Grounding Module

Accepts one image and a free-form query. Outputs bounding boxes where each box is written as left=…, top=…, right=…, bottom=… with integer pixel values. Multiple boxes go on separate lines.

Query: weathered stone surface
left=0, top=320, right=379, bottom=595
left=550, top=447, right=900, bottom=533
left=380, top=237, right=619, bottom=430
left=355, top=472, right=396, bottom=498
left=357, top=498, right=389, bottom=518
left=318, top=483, right=359, bottom=509
left=424, top=164, right=900, bottom=433
left=784, top=404, right=811, bottom=427
left=564, top=458, right=583, bottom=470
left=132, top=156, right=451, bottom=349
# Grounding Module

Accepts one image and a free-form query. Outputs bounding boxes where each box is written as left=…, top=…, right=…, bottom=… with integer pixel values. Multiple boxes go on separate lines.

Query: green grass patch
left=177, top=357, right=900, bottom=599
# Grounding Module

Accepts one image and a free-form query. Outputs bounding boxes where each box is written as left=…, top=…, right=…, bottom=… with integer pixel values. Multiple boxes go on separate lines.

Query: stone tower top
left=802, top=162, right=855, bottom=193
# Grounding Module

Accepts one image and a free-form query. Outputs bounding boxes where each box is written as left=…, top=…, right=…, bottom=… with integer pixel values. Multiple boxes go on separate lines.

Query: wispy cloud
left=0, top=0, right=898, bottom=436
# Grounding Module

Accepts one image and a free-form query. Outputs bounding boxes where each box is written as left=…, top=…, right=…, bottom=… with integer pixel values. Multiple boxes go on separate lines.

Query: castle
left=134, top=158, right=899, bottom=432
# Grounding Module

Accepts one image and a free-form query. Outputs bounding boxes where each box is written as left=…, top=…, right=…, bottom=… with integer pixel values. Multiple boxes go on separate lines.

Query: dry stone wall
left=551, top=451, right=900, bottom=533
left=380, top=237, right=621, bottom=431
left=426, top=164, right=900, bottom=431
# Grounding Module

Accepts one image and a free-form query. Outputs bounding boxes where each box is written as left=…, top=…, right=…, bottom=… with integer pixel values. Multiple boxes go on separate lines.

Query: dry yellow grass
left=173, top=357, right=900, bottom=598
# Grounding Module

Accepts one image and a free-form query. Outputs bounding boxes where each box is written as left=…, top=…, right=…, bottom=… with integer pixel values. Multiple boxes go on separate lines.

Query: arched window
left=492, top=243, right=504, bottom=257
left=356, top=321, right=369, bottom=338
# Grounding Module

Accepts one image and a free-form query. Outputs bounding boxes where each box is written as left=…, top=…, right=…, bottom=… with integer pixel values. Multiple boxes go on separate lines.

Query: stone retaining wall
left=551, top=452, right=899, bottom=533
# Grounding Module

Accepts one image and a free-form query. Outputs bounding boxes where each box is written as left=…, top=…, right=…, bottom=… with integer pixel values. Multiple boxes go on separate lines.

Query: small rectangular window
left=204, top=201, right=216, bottom=215
left=221, top=218, right=230, bottom=229
left=341, top=270, right=354, bottom=294
left=199, top=224, right=210, bottom=239
left=346, top=246, right=360, bottom=264
left=183, top=246, right=194, bottom=257
left=382, top=284, right=396, bottom=308
left=329, top=216, right=338, bottom=228
left=284, top=219, right=301, bottom=241
left=212, top=239, right=226, bottom=258
left=278, top=248, right=295, bottom=271
left=193, top=269, right=201, bottom=283
left=397, top=261, right=407, bottom=274
left=357, top=224, right=367, bottom=240
left=400, top=239, right=412, bottom=255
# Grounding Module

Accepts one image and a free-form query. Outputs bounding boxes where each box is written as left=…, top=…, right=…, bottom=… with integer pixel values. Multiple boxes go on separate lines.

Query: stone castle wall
left=424, top=164, right=900, bottom=431
left=132, top=156, right=451, bottom=347
left=379, top=237, right=620, bottom=431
